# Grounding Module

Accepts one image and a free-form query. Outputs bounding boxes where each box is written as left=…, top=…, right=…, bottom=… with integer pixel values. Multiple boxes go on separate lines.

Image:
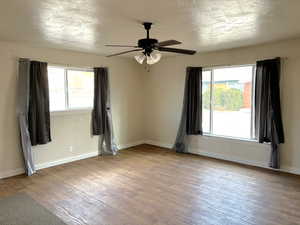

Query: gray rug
left=0, top=193, right=67, bottom=225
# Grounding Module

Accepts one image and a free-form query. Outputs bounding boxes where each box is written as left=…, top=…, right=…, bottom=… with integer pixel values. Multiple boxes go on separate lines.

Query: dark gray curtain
left=28, top=61, right=51, bottom=146
left=17, top=58, right=35, bottom=176
left=255, top=57, right=284, bottom=169
left=173, top=67, right=203, bottom=153
left=17, top=59, right=51, bottom=176
left=92, top=67, right=118, bottom=155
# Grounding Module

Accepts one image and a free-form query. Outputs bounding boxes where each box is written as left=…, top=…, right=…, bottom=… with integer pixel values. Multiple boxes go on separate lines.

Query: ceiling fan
left=105, top=22, right=196, bottom=65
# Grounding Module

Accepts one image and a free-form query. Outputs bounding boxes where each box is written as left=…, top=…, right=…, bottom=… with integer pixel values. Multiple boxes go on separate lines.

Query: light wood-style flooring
left=1, top=145, right=300, bottom=225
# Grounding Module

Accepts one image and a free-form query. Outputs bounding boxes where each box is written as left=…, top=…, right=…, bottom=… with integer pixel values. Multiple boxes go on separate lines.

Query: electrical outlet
left=69, top=146, right=73, bottom=152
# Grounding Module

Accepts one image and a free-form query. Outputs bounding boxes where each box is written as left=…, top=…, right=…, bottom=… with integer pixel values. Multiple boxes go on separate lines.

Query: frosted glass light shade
left=146, top=52, right=162, bottom=65
left=134, top=53, right=146, bottom=64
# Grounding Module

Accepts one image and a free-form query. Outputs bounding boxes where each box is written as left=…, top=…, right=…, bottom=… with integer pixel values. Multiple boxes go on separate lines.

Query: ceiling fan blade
left=157, top=47, right=196, bottom=55
left=105, top=44, right=138, bottom=48
left=106, top=49, right=143, bottom=57
left=157, top=40, right=182, bottom=47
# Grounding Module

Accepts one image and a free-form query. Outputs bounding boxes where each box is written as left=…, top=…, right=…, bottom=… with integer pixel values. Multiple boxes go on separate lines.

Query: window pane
left=212, top=66, right=253, bottom=139
left=48, top=67, right=66, bottom=111
left=202, top=70, right=211, bottom=133
left=67, top=70, right=94, bottom=109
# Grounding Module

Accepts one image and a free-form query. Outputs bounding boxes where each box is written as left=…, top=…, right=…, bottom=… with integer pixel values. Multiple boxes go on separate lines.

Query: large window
left=48, top=66, right=94, bottom=111
left=202, top=65, right=256, bottom=140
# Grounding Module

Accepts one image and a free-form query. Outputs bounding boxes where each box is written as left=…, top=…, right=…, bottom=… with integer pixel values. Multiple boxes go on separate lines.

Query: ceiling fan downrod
left=143, top=22, right=152, bottom=39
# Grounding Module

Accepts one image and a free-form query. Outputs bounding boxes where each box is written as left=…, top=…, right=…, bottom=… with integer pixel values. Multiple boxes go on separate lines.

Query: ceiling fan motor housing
left=138, top=38, right=158, bottom=55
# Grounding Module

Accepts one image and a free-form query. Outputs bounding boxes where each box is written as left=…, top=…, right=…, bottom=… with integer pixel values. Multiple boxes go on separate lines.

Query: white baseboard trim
left=0, top=140, right=145, bottom=179
left=118, top=140, right=146, bottom=150
left=36, top=140, right=146, bottom=170
left=35, top=151, right=99, bottom=170
left=145, top=140, right=173, bottom=149
left=189, top=147, right=268, bottom=168
left=0, top=168, right=25, bottom=179
left=144, top=140, right=300, bottom=176
left=2, top=140, right=299, bottom=178
left=280, top=167, right=300, bottom=175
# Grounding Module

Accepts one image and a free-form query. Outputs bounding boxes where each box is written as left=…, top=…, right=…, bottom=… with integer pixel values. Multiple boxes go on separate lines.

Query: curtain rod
left=48, top=62, right=94, bottom=70
left=199, top=57, right=288, bottom=69
left=203, top=63, right=254, bottom=70
left=18, top=58, right=101, bottom=70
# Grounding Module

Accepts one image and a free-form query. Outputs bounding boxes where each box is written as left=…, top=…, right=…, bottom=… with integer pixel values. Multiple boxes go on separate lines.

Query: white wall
left=0, top=41, right=145, bottom=178
left=144, top=38, right=300, bottom=174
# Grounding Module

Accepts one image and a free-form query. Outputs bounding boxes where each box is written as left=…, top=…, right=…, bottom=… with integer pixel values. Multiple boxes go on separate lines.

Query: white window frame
left=202, top=64, right=256, bottom=141
left=48, top=65, right=94, bottom=113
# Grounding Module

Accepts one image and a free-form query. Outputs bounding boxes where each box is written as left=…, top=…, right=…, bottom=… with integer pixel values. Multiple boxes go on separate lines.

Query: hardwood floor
left=1, top=145, right=300, bottom=225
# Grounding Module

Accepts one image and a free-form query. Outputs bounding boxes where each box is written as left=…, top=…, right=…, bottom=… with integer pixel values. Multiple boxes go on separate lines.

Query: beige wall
left=144, top=39, right=300, bottom=174
left=1, top=38, right=300, bottom=178
left=0, top=41, right=145, bottom=178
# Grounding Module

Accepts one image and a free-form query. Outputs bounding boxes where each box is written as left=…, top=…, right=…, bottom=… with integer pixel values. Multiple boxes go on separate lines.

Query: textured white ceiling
left=0, top=0, right=300, bottom=57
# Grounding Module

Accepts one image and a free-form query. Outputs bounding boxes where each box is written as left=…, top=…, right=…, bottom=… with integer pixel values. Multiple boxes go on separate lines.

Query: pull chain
left=144, top=64, right=150, bottom=72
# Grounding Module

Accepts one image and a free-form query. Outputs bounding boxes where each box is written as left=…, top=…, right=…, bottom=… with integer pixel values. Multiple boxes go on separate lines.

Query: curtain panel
left=28, top=61, right=51, bottom=146
left=17, top=58, right=35, bottom=176
left=255, top=57, right=284, bottom=169
left=92, top=67, right=118, bottom=155
left=173, top=67, right=203, bottom=153
left=17, top=59, right=51, bottom=176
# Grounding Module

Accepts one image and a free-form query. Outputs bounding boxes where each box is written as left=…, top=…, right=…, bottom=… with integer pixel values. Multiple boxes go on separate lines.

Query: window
left=202, top=65, right=255, bottom=140
left=48, top=66, right=94, bottom=111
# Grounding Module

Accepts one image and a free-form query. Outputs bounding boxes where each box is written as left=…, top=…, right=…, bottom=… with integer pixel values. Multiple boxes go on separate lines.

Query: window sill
left=50, top=108, right=92, bottom=116
left=202, top=133, right=260, bottom=144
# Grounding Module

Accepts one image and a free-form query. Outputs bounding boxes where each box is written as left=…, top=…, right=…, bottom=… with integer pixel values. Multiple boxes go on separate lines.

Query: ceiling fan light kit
left=105, top=22, right=196, bottom=65
left=134, top=51, right=162, bottom=65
